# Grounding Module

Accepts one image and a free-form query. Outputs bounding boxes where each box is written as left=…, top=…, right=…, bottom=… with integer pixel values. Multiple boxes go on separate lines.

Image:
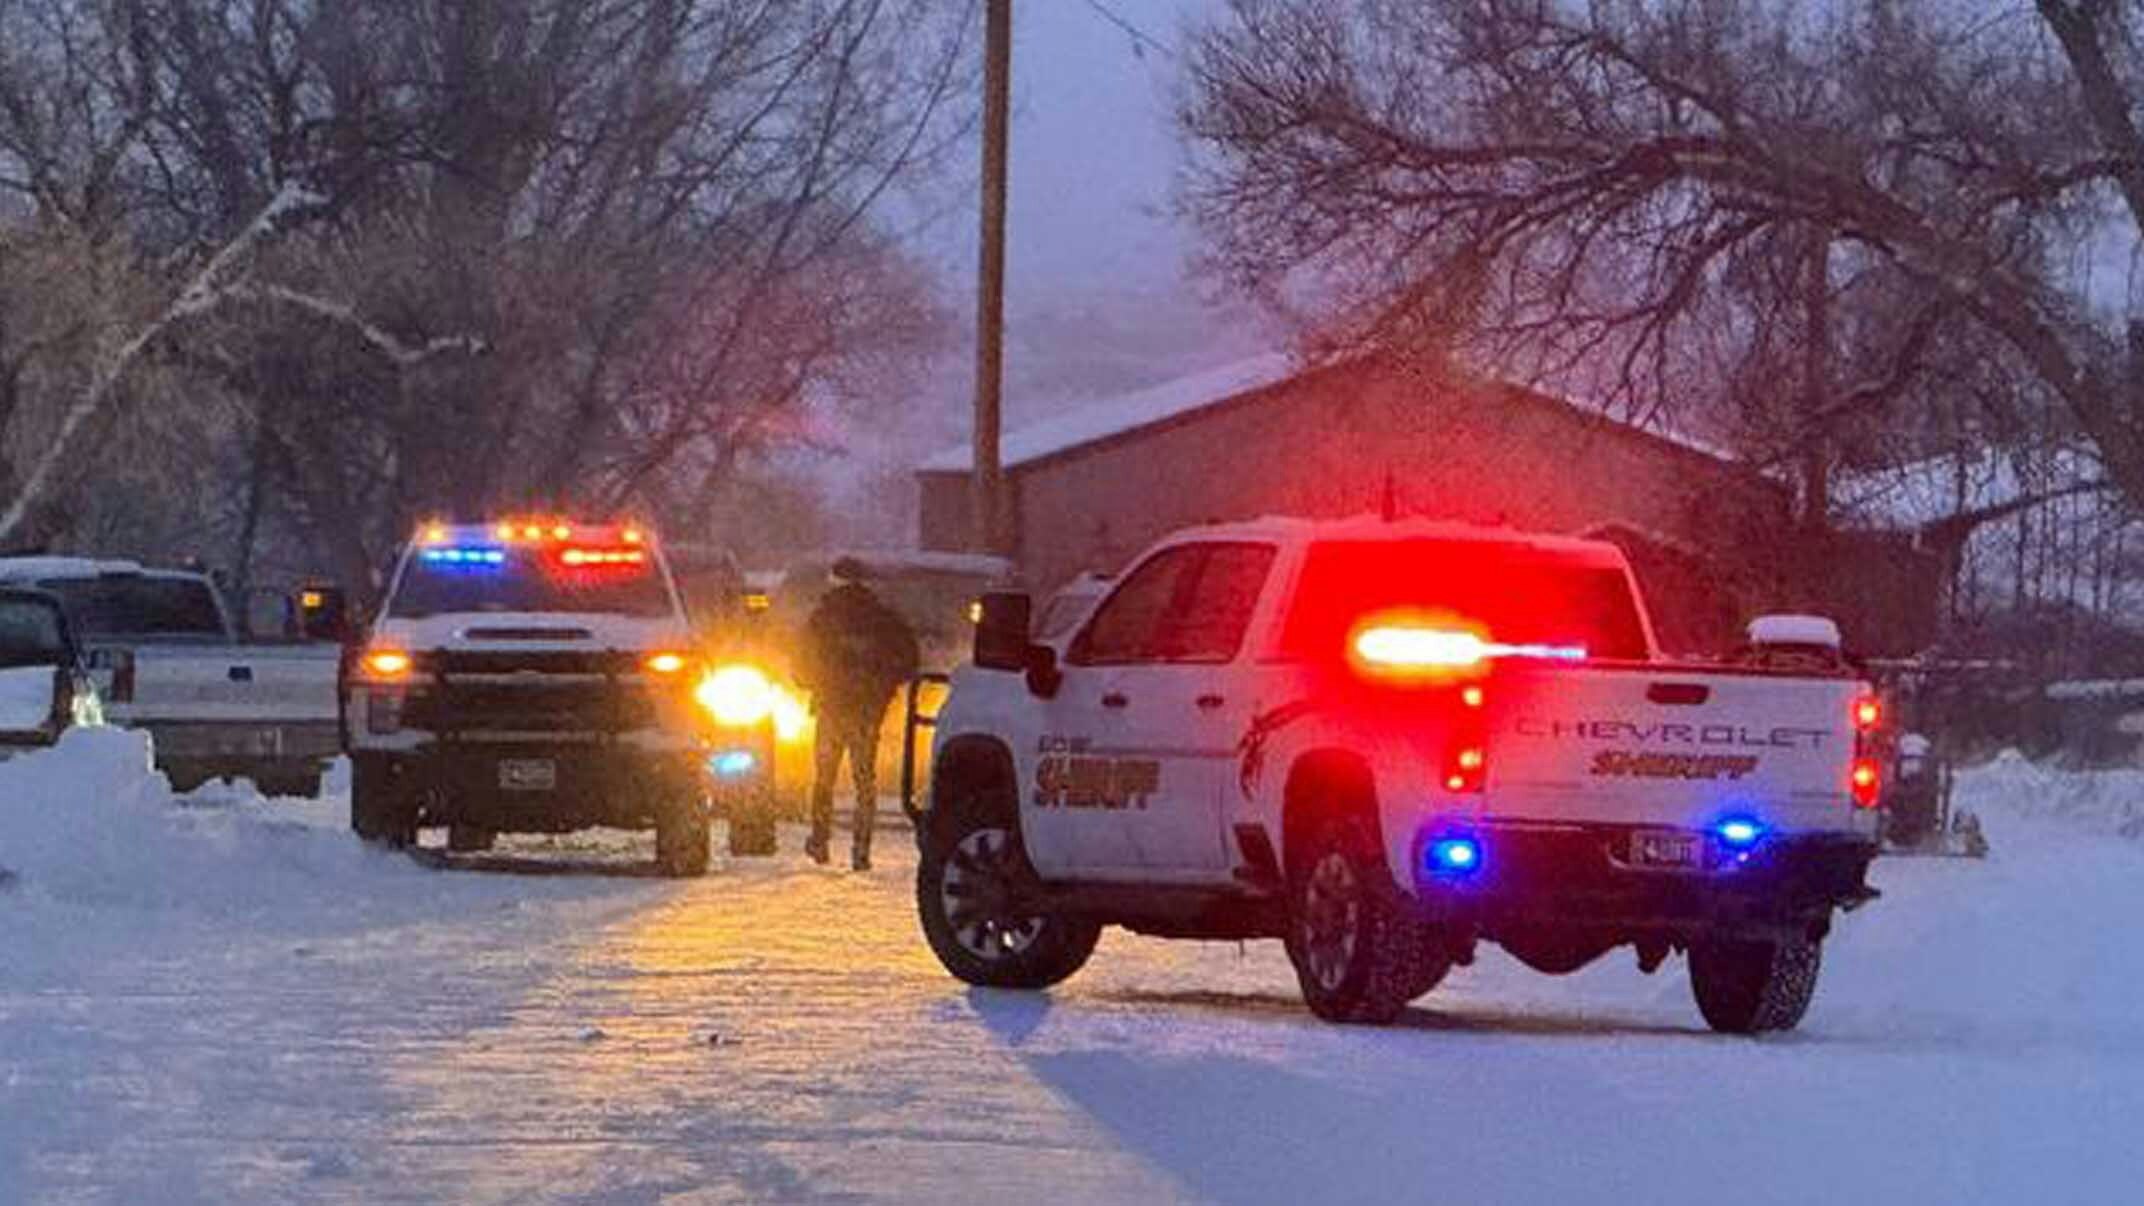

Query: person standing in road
left=796, top=557, right=919, bottom=870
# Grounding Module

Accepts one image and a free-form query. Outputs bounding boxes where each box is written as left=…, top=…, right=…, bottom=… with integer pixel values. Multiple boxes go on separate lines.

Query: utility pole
left=971, top=0, right=1011, bottom=554
left=1801, top=228, right=1832, bottom=533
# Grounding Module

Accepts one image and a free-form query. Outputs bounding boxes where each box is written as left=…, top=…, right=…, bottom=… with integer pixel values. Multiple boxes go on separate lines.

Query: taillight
left=1850, top=757, right=1882, bottom=808
left=1441, top=682, right=1489, bottom=793
left=1850, top=691, right=1883, bottom=808
left=109, top=650, right=136, bottom=703
left=1852, top=696, right=1882, bottom=731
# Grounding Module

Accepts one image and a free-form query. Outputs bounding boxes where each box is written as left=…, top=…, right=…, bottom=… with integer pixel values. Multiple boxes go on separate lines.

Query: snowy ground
left=5, top=732, right=2143, bottom=1205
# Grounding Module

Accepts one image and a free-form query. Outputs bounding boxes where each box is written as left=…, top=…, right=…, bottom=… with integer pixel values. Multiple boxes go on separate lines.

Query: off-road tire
left=1285, top=812, right=1436, bottom=1024
left=1402, top=935, right=1455, bottom=1002
left=656, top=802, right=711, bottom=877
left=349, top=755, right=417, bottom=848
left=1689, top=936, right=1823, bottom=1034
left=917, top=804, right=1100, bottom=989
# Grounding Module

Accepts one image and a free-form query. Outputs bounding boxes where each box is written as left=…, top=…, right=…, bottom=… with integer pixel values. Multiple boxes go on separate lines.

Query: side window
left=1152, top=544, right=1276, bottom=663
left=1068, top=546, right=1205, bottom=665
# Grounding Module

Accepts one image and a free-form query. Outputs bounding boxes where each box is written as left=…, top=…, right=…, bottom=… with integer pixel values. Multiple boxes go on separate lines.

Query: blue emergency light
left=710, top=750, right=758, bottom=778
left=1425, top=835, right=1483, bottom=877
left=420, top=547, right=507, bottom=566
left=1714, top=816, right=1765, bottom=851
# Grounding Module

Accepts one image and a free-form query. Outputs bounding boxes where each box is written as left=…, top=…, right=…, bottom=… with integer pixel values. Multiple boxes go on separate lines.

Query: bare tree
left=0, top=0, right=972, bottom=591
left=1179, top=0, right=2144, bottom=516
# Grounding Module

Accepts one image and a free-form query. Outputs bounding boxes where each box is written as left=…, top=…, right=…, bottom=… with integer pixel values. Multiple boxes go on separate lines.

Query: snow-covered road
left=5, top=733, right=2143, bottom=1204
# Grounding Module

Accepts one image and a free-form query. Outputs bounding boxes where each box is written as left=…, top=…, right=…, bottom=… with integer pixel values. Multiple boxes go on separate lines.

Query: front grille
left=405, top=678, right=655, bottom=734
left=423, top=650, right=638, bottom=676
left=461, top=627, right=596, bottom=642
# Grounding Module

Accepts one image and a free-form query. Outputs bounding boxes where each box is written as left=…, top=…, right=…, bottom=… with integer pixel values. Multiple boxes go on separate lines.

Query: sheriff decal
left=1034, top=736, right=1161, bottom=810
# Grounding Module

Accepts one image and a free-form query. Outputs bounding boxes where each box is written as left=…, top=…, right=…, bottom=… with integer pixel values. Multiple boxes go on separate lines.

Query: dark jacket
left=798, top=583, right=919, bottom=719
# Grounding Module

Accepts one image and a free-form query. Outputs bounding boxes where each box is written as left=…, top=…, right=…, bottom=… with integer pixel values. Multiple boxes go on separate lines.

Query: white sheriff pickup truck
left=914, top=518, right=1884, bottom=1032
left=344, top=519, right=761, bottom=876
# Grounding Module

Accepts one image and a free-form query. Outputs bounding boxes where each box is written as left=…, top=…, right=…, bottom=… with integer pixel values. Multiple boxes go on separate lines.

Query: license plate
left=1630, top=830, right=1702, bottom=869
left=498, top=758, right=557, bottom=791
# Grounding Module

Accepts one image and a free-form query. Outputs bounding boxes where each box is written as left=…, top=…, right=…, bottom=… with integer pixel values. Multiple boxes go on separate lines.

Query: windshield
left=388, top=546, right=675, bottom=619
left=0, top=598, right=68, bottom=667
left=37, top=576, right=227, bottom=640
left=1280, top=540, right=1651, bottom=662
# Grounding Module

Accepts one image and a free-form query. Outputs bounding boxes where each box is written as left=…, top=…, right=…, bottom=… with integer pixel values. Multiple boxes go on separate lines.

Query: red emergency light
left=559, top=547, right=647, bottom=567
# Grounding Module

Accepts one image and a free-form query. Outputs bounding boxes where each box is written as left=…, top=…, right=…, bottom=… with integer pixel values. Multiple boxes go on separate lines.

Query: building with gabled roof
left=916, top=355, right=1942, bottom=655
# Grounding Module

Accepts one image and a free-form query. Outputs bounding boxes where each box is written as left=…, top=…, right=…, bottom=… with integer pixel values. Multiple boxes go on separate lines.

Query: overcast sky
left=825, top=1, right=1252, bottom=543
left=913, top=2, right=1213, bottom=297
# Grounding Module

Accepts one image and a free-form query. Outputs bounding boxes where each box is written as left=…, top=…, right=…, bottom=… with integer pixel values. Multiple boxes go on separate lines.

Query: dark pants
left=809, top=709, right=881, bottom=861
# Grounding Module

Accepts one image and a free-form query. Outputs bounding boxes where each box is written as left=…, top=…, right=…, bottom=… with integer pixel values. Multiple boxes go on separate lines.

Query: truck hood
left=372, top=612, right=691, bottom=653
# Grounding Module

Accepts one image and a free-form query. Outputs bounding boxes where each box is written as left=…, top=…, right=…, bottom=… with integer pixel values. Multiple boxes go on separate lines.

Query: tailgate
left=115, top=645, right=340, bottom=724
left=1484, top=663, right=1867, bottom=834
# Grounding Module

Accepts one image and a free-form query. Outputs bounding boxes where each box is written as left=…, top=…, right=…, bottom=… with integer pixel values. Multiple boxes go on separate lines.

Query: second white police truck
left=915, top=517, right=1884, bottom=1032
left=345, top=519, right=784, bottom=875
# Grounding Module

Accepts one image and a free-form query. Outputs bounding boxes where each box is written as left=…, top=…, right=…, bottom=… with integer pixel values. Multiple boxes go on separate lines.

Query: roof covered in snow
left=0, top=556, right=166, bottom=581
left=919, top=351, right=1744, bottom=476
left=918, top=353, right=1298, bottom=473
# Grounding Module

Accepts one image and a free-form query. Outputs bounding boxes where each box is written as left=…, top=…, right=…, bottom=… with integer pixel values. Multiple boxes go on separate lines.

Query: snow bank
left=1953, top=749, right=2144, bottom=839
left=0, top=727, right=398, bottom=916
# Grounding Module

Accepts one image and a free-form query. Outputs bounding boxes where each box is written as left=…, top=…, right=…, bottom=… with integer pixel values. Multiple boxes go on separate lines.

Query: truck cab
left=914, top=517, right=1883, bottom=1032
left=343, top=520, right=723, bottom=875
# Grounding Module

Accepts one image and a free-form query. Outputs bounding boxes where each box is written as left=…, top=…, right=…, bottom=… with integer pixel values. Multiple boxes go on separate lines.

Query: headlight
left=697, top=665, right=776, bottom=727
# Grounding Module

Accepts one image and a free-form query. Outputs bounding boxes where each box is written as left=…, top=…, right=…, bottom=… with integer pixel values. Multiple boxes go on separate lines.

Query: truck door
left=1028, top=545, right=1205, bottom=877
left=1099, top=543, right=1275, bottom=877
left=1042, top=543, right=1275, bottom=880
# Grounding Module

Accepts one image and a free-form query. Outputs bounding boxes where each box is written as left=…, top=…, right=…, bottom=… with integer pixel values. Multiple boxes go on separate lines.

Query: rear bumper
left=1407, top=821, right=1879, bottom=941
left=135, top=719, right=341, bottom=787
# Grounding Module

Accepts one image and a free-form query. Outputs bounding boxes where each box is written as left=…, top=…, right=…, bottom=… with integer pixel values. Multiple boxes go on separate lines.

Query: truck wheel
left=917, top=812, right=1099, bottom=989
left=349, top=756, right=417, bottom=848
left=1689, top=936, right=1823, bottom=1034
left=1285, top=813, right=1432, bottom=1024
left=656, top=803, right=711, bottom=877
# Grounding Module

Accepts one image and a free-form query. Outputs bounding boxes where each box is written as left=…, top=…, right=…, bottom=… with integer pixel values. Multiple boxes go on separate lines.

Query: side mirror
left=1024, top=643, right=1062, bottom=700
left=973, top=592, right=1033, bottom=671
left=294, top=583, right=354, bottom=644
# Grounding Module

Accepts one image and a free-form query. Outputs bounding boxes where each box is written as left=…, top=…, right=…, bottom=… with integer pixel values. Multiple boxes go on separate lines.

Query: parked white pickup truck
left=0, top=557, right=340, bottom=794
left=913, top=517, right=1884, bottom=1033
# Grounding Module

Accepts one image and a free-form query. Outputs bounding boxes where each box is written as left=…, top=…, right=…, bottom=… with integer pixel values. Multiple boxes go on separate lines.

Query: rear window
left=38, top=576, right=226, bottom=640
left=0, top=598, right=68, bottom=666
left=1278, top=540, right=1651, bottom=662
left=388, top=547, right=675, bottom=619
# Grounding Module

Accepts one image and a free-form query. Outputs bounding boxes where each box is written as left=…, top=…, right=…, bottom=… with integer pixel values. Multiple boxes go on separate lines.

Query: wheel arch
left=1281, top=748, right=1380, bottom=878
left=928, top=734, right=1021, bottom=851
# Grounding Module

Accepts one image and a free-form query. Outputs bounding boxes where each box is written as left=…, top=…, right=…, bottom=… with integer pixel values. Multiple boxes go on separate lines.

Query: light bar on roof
left=560, top=547, right=646, bottom=567
left=419, top=547, right=506, bottom=566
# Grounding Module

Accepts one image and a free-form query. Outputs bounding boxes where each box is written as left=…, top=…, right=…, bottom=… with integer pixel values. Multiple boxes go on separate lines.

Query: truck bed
left=1480, top=659, right=1874, bottom=837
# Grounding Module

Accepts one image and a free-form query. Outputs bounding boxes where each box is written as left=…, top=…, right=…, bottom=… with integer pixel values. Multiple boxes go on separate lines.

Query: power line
left=1081, top=0, right=1176, bottom=60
